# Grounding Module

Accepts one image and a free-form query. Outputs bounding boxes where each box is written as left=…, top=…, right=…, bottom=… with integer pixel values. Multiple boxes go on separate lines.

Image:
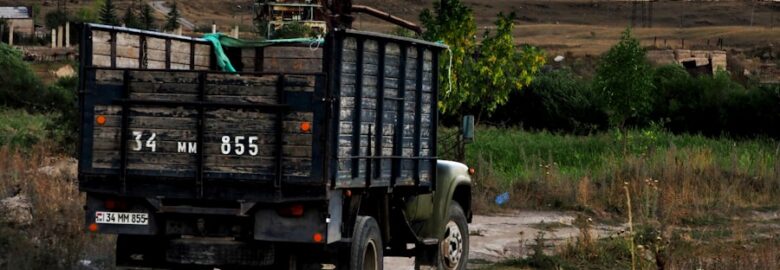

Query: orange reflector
left=300, top=122, right=312, bottom=133
left=96, top=115, right=107, bottom=126
left=468, top=167, right=476, bottom=175
left=88, top=223, right=98, bottom=232
left=313, top=233, right=323, bottom=243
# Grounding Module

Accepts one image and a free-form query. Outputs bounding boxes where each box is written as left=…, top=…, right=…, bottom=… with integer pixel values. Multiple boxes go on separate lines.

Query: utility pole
left=631, top=0, right=637, bottom=27
left=646, top=1, right=652, bottom=28
left=750, top=0, right=756, bottom=27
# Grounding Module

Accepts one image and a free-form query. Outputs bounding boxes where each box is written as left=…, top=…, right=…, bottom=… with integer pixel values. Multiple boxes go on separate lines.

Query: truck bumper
left=117, top=235, right=276, bottom=268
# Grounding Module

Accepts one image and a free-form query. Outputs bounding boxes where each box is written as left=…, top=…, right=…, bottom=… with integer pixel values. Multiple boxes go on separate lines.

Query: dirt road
left=385, top=211, right=625, bottom=269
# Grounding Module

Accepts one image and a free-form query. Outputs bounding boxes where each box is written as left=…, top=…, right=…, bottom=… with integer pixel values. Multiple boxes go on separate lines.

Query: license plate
left=95, top=211, right=149, bottom=225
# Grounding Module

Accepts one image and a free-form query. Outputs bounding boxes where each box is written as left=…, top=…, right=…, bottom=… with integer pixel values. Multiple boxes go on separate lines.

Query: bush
left=0, top=44, right=75, bottom=114
left=488, top=69, right=607, bottom=134
left=271, top=22, right=315, bottom=39
left=650, top=65, right=750, bottom=137
left=0, top=44, right=46, bottom=111
left=47, top=76, right=80, bottom=153
left=0, top=110, right=52, bottom=149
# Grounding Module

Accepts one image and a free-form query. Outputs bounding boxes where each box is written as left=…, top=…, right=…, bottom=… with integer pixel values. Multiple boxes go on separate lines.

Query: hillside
left=2, top=0, right=778, bottom=55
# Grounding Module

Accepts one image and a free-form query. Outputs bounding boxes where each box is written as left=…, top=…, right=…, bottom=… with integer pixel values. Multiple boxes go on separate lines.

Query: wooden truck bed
left=78, top=24, right=445, bottom=202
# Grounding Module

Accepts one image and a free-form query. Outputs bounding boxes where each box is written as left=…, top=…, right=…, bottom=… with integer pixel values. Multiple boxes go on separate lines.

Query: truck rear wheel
left=439, top=201, right=469, bottom=270
left=413, top=201, right=470, bottom=270
left=349, top=216, right=383, bottom=270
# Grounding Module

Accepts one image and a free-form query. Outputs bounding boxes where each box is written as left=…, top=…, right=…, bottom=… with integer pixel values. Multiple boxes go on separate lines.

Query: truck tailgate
left=77, top=25, right=330, bottom=201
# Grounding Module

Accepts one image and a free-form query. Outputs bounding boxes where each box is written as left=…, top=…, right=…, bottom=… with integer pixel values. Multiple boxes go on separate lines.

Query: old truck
left=77, top=7, right=472, bottom=270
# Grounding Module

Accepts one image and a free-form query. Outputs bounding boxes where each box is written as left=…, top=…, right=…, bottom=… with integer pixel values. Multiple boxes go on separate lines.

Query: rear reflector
left=95, top=115, right=106, bottom=126
left=88, top=223, right=98, bottom=232
left=300, top=122, right=312, bottom=133
left=313, top=233, right=323, bottom=243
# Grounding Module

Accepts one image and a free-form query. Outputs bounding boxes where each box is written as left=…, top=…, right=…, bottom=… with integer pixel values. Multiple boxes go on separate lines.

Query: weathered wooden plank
left=94, top=115, right=310, bottom=134
left=206, top=73, right=277, bottom=85
left=92, top=55, right=112, bottom=67
left=206, top=82, right=277, bottom=94
left=95, top=107, right=312, bottom=122
left=95, top=69, right=124, bottom=82
left=129, top=71, right=200, bottom=83
left=92, top=150, right=311, bottom=171
left=147, top=60, right=165, bottom=69
left=263, top=46, right=322, bottom=59
left=263, top=58, right=322, bottom=73
left=146, top=37, right=166, bottom=51
left=128, top=92, right=199, bottom=101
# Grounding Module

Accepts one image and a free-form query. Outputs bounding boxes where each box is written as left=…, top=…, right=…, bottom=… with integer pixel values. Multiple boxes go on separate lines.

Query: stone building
left=0, top=6, right=34, bottom=36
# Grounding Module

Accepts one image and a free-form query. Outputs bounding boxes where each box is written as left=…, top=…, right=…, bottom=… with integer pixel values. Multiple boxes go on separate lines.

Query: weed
left=0, top=145, right=115, bottom=269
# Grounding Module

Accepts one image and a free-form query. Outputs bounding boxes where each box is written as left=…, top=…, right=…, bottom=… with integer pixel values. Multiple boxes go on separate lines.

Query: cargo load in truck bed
left=78, top=24, right=445, bottom=202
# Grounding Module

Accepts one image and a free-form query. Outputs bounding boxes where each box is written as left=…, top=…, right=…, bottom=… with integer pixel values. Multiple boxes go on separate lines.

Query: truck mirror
left=462, top=115, right=475, bottom=143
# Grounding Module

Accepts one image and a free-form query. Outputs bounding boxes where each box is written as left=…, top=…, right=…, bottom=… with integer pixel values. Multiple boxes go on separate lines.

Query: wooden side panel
left=92, top=30, right=112, bottom=67
left=194, top=44, right=211, bottom=70
left=262, top=46, right=323, bottom=73
left=335, top=36, right=437, bottom=188
left=88, top=28, right=211, bottom=70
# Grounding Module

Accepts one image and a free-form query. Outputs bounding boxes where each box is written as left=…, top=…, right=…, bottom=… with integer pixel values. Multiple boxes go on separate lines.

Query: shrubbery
left=489, top=69, right=607, bottom=134
left=0, top=43, right=78, bottom=151
left=487, top=64, right=779, bottom=139
left=272, top=22, right=316, bottom=39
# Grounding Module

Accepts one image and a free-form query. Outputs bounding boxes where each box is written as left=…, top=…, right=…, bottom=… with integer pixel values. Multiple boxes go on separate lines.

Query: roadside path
left=386, top=211, right=625, bottom=269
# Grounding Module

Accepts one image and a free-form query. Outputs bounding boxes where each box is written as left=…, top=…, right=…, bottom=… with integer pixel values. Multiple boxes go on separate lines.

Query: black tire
left=349, top=216, right=383, bottom=270
left=438, top=201, right=469, bottom=270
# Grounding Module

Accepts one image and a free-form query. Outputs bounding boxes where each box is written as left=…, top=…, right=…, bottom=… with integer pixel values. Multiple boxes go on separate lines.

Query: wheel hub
left=440, top=221, right=463, bottom=269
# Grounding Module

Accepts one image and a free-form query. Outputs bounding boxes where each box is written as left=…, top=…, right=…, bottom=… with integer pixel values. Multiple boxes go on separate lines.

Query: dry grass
left=0, top=145, right=115, bottom=270
left=462, top=128, right=780, bottom=269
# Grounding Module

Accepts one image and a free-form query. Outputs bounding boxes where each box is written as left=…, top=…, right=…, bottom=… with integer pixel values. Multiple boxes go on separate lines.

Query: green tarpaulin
left=202, top=33, right=324, bottom=73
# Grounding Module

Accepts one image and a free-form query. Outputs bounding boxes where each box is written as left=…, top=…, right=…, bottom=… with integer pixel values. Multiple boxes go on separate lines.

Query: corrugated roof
left=0, top=7, right=30, bottom=19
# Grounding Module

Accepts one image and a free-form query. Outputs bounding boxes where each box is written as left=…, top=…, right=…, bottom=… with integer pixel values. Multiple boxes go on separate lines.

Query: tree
left=420, top=0, right=477, bottom=115
left=592, top=28, right=654, bottom=152
left=123, top=2, right=141, bottom=29
left=420, top=0, right=545, bottom=117
left=31, top=4, right=41, bottom=25
left=164, top=1, right=181, bottom=31
left=470, top=12, right=545, bottom=114
left=139, top=1, right=157, bottom=30
left=99, top=0, right=119, bottom=26
left=45, top=10, right=69, bottom=29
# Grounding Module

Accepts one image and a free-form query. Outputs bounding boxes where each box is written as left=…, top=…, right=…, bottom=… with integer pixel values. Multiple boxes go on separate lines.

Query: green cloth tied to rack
left=202, top=33, right=325, bottom=73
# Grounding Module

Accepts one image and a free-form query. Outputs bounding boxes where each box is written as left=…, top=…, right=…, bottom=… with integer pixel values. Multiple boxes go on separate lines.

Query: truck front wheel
left=439, top=201, right=469, bottom=270
left=349, top=216, right=383, bottom=270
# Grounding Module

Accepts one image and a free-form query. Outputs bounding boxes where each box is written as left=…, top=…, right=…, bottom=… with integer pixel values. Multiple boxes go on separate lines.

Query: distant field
left=515, top=24, right=780, bottom=55
left=3, top=0, right=776, bottom=54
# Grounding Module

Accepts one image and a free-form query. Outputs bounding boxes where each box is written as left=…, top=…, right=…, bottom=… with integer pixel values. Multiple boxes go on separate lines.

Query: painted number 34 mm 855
left=130, top=132, right=259, bottom=156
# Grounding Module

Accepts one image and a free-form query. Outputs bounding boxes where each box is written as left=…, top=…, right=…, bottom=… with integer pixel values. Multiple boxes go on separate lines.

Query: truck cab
left=77, top=23, right=471, bottom=269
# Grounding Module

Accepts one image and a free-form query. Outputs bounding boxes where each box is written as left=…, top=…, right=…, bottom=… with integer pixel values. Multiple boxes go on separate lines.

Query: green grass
left=0, top=109, right=54, bottom=149
left=446, top=127, right=779, bottom=187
